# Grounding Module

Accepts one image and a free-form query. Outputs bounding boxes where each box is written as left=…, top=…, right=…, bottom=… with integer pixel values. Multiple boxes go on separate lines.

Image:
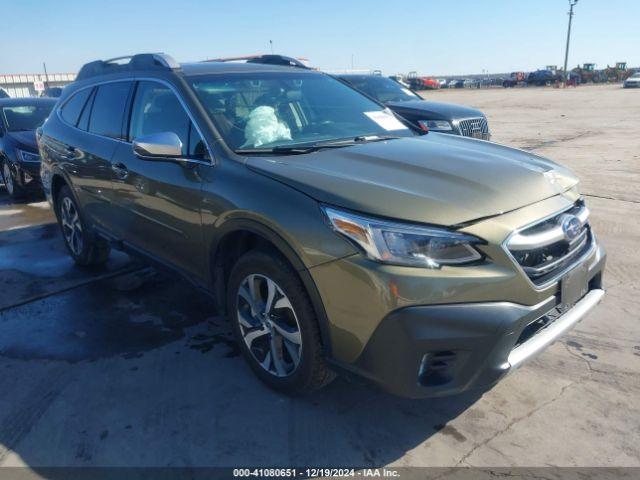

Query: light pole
left=43, top=62, right=50, bottom=89
left=563, top=0, right=579, bottom=86
left=269, top=40, right=274, bottom=54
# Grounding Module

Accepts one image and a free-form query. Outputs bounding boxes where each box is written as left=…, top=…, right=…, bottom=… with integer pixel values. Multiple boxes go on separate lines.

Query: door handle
left=111, top=162, right=129, bottom=180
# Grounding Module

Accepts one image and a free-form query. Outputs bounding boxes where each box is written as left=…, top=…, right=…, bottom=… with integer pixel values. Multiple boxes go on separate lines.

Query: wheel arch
left=49, top=172, right=85, bottom=225
left=50, top=173, right=69, bottom=205
left=210, top=218, right=333, bottom=357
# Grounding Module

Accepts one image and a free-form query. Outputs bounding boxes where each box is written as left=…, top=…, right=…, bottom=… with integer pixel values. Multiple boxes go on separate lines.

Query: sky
left=2, top=0, right=639, bottom=76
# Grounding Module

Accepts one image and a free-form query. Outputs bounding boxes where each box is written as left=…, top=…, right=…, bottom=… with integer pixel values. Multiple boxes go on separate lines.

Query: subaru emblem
left=559, top=214, right=582, bottom=242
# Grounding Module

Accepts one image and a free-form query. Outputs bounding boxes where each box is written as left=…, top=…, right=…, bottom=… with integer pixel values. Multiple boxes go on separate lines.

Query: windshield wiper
left=236, top=143, right=350, bottom=155
left=352, top=134, right=401, bottom=143
left=235, top=135, right=402, bottom=155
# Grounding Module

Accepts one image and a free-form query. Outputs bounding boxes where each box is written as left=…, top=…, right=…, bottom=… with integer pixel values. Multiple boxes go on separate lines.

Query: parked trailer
left=0, top=72, right=76, bottom=98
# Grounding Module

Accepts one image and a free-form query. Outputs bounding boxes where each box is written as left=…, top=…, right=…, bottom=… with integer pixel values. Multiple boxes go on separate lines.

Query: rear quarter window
left=77, top=88, right=96, bottom=131
left=88, top=82, right=133, bottom=139
left=60, top=88, right=92, bottom=126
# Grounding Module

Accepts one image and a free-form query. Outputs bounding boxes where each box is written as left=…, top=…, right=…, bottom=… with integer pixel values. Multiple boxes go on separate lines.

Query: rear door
left=109, top=80, right=210, bottom=276
left=56, top=81, right=133, bottom=230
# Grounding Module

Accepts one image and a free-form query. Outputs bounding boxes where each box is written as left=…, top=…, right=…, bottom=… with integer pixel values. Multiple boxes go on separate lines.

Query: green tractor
left=572, top=63, right=607, bottom=84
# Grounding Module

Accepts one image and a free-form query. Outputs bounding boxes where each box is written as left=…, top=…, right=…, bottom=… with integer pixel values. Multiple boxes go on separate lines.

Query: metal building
left=0, top=73, right=76, bottom=98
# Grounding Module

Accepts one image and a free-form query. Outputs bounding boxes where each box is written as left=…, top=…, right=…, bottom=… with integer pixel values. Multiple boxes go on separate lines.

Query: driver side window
left=128, top=81, right=207, bottom=159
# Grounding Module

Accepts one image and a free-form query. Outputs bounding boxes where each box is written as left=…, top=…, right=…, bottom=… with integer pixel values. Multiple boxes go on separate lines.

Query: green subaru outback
left=38, top=54, right=605, bottom=398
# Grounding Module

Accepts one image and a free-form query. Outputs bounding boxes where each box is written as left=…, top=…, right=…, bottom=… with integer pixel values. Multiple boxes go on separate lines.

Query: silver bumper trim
left=506, top=288, right=605, bottom=369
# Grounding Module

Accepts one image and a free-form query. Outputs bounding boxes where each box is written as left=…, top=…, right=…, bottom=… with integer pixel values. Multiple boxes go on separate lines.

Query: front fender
left=207, top=215, right=338, bottom=357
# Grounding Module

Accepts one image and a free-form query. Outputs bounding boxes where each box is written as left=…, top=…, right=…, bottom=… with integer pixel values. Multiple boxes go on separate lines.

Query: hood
left=6, top=131, right=38, bottom=152
left=386, top=99, right=484, bottom=121
left=246, top=134, right=578, bottom=226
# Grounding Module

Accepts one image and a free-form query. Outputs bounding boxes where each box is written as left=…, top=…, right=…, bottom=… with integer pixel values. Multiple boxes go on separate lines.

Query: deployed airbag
left=242, top=106, right=292, bottom=148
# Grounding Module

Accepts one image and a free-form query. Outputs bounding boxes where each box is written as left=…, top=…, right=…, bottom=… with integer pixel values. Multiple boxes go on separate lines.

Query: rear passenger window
left=88, top=82, right=132, bottom=139
left=129, top=81, right=207, bottom=159
left=60, top=88, right=92, bottom=126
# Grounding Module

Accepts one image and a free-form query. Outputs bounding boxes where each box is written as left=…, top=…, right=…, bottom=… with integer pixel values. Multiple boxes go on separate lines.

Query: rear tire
left=55, top=185, right=110, bottom=266
left=227, top=250, right=334, bottom=395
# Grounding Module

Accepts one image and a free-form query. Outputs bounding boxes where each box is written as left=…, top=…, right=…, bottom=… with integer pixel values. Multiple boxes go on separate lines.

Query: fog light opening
left=418, top=351, right=457, bottom=387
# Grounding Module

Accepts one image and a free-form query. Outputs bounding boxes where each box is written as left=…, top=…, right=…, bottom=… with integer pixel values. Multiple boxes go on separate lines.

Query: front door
left=109, top=81, right=211, bottom=276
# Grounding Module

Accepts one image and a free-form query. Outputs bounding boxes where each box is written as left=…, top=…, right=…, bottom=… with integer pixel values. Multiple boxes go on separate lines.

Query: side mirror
left=132, top=132, right=183, bottom=159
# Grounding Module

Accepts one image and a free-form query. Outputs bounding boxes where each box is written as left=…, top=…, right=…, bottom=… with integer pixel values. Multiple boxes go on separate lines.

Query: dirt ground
left=0, top=83, right=638, bottom=474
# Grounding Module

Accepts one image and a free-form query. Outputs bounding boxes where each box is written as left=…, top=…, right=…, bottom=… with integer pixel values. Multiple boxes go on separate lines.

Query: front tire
left=2, top=160, right=23, bottom=198
left=227, top=250, right=334, bottom=394
left=55, top=185, right=110, bottom=266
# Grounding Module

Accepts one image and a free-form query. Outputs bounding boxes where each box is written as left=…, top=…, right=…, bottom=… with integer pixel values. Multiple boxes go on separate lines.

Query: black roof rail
left=76, top=53, right=180, bottom=81
left=206, top=54, right=310, bottom=70
left=246, top=55, right=310, bottom=69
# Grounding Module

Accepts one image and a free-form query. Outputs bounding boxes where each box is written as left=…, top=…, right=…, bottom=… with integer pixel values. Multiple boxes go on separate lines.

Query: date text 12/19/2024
left=233, top=468, right=401, bottom=478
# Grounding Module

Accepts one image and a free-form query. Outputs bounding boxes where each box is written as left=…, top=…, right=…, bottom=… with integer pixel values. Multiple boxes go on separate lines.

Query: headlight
left=16, top=149, right=41, bottom=163
left=322, top=207, right=484, bottom=268
left=418, top=120, right=453, bottom=131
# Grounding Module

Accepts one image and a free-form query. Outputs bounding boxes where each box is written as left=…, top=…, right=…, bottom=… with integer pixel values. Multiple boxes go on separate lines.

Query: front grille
left=506, top=200, right=594, bottom=286
left=457, top=117, right=490, bottom=139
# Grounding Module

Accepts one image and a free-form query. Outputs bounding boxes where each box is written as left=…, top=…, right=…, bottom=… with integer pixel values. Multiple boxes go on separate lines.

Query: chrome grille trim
left=508, top=205, right=589, bottom=251
left=504, top=199, right=596, bottom=288
left=521, top=233, right=589, bottom=276
left=457, top=117, right=490, bottom=139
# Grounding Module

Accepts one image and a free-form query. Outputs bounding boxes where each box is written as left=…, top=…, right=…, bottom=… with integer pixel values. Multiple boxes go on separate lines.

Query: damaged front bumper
left=330, top=245, right=606, bottom=398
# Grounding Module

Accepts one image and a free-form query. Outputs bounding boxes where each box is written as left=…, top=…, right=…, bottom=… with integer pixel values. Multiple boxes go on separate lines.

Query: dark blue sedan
left=1, top=97, right=56, bottom=198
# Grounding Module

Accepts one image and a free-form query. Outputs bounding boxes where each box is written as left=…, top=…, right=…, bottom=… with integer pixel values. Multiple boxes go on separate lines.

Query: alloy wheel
left=60, top=196, right=84, bottom=256
left=2, top=163, right=13, bottom=196
left=236, top=274, right=302, bottom=377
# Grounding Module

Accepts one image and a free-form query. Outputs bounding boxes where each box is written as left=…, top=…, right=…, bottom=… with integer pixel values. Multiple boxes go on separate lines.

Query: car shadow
left=0, top=185, right=45, bottom=206
left=0, top=225, right=486, bottom=471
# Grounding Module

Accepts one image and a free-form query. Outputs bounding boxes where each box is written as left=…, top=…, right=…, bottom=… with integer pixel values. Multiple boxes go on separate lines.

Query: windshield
left=189, top=72, right=414, bottom=151
left=2, top=104, right=54, bottom=132
left=341, top=76, right=419, bottom=103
